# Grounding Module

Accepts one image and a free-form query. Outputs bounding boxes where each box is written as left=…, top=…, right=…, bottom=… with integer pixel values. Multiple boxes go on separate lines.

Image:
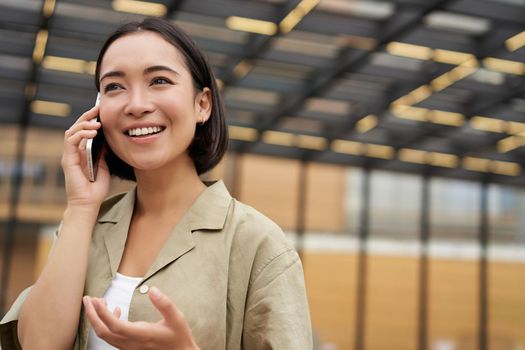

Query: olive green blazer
left=0, top=181, right=312, bottom=349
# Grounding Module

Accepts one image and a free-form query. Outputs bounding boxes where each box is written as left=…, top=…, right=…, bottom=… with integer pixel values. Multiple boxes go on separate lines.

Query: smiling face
left=98, top=31, right=211, bottom=175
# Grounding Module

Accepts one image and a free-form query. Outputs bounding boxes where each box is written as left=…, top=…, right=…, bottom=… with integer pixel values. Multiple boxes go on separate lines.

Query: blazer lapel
left=141, top=181, right=232, bottom=282
left=142, top=218, right=196, bottom=282
left=99, top=188, right=136, bottom=280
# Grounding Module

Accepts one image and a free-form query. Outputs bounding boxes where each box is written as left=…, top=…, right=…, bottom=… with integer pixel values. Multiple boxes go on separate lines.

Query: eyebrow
left=99, top=65, right=180, bottom=82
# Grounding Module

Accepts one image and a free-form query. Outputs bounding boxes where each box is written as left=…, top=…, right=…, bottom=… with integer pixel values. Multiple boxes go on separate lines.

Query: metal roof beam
left=236, top=0, right=454, bottom=155
left=219, top=0, right=301, bottom=87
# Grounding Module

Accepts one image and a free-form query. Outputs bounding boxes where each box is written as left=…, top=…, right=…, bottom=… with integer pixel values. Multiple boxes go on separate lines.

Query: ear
left=195, top=87, right=212, bottom=124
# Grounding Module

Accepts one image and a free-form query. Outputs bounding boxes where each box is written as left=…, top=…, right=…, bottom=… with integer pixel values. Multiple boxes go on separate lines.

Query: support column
left=479, top=181, right=489, bottom=350
left=354, top=167, right=371, bottom=350
left=418, top=174, right=430, bottom=350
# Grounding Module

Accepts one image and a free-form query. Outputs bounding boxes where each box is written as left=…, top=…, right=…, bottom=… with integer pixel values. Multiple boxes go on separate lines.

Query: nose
left=124, top=89, right=155, bottom=117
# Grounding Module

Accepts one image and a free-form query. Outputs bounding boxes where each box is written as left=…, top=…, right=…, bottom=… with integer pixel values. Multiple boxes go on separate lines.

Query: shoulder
left=228, top=198, right=287, bottom=247
left=227, top=199, right=299, bottom=282
left=96, top=190, right=132, bottom=220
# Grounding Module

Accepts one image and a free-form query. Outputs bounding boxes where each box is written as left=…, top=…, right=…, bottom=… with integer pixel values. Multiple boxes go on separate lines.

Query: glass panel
left=488, top=184, right=525, bottom=349
left=365, top=171, right=420, bottom=350
left=428, top=178, right=480, bottom=350
left=304, top=252, right=357, bottom=349
left=369, top=171, right=421, bottom=240
left=305, top=163, right=345, bottom=233
left=18, top=127, right=66, bottom=223
left=238, top=154, right=300, bottom=230
left=4, top=224, right=39, bottom=310
left=304, top=166, right=360, bottom=349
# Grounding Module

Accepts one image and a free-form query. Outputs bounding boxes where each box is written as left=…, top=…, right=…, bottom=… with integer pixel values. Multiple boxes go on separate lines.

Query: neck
left=133, top=156, right=206, bottom=217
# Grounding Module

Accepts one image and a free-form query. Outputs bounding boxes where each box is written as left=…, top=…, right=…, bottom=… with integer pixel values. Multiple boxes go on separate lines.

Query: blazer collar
left=96, top=180, right=232, bottom=279
left=98, top=180, right=232, bottom=231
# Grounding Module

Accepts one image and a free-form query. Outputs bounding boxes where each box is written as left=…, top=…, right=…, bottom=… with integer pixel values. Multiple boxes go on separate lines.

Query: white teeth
left=127, top=126, right=163, bottom=136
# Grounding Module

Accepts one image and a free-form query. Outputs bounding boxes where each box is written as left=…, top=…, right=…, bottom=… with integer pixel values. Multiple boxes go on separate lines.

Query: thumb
left=148, top=286, right=179, bottom=326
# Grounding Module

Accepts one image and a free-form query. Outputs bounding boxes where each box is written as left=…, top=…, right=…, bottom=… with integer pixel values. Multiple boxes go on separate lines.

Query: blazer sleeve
left=242, top=248, right=313, bottom=349
left=0, top=222, right=62, bottom=350
left=0, top=287, right=33, bottom=350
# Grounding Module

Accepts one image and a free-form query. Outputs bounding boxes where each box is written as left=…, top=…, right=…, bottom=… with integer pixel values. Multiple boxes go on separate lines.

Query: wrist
left=64, top=203, right=100, bottom=219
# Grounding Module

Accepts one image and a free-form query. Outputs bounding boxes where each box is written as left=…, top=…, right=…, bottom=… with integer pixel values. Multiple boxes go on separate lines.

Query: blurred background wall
left=1, top=0, right=525, bottom=349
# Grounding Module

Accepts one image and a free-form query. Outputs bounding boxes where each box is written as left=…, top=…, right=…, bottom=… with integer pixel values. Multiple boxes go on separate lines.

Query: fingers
left=91, top=298, right=127, bottom=335
left=83, top=297, right=126, bottom=346
left=148, top=286, right=180, bottom=326
left=65, top=120, right=101, bottom=142
left=64, top=103, right=100, bottom=146
left=83, top=297, right=115, bottom=339
left=84, top=292, right=196, bottom=349
left=74, top=105, right=99, bottom=125
left=113, top=306, right=122, bottom=319
left=62, top=121, right=101, bottom=167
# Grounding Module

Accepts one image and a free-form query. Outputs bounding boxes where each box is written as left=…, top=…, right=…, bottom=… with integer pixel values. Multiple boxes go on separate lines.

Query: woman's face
left=98, top=31, right=211, bottom=174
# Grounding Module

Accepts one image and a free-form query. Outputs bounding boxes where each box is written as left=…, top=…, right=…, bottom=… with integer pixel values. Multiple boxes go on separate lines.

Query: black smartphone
left=86, top=94, right=105, bottom=182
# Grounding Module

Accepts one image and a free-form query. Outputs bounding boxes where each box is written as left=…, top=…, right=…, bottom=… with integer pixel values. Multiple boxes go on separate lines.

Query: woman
left=0, top=18, right=312, bottom=349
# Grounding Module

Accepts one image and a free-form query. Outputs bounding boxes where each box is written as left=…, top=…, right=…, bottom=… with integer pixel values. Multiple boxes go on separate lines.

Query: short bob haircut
left=94, top=18, right=228, bottom=180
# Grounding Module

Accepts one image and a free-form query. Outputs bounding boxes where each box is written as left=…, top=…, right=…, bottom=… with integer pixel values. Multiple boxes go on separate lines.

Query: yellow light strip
left=386, top=43, right=479, bottom=68
left=470, top=116, right=507, bottom=133
left=226, top=16, right=277, bottom=36
left=112, top=0, right=167, bottom=16
left=215, top=78, right=224, bottom=91
left=451, top=61, right=478, bottom=80
left=433, top=49, right=475, bottom=65
left=497, top=135, right=525, bottom=153
left=279, top=0, right=319, bottom=33
left=42, top=56, right=95, bottom=74
left=386, top=42, right=433, bottom=60
left=365, top=144, right=394, bottom=159
left=483, top=57, right=525, bottom=75
left=399, top=148, right=459, bottom=168
left=43, top=0, right=56, bottom=17
left=508, top=121, right=525, bottom=135
left=492, top=160, right=521, bottom=176
left=393, top=60, right=478, bottom=106
left=428, top=110, right=465, bottom=127
left=262, top=130, right=295, bottom=146
left=392, top=105, right=468, bottom=127
left=398, top=148, right=427, bottom=164
left=233, top=60, right=252, bottom=79
left=390, top=95, right=413, bottom=108
left=32, top=30, right=48, bottom=64
left=463, top=156, right=491, bottom=172
left=429, top=152, right=458, bottom=168
left=331, top=139, right=363, bottom=155
left=228, top=125, right=258, bottom=142
left=85, top=61, right=97, bottom=75
left=296, top=135, right=327, bottom=150
left=430, top=71, right=457, bottom=92
left=505, top=30, right=525, bottom=52
left=405, top=85, right=433, bottom=105
left=31, top=100, right=71, bottom=117
left=391, top=105, right=428, bottom=122
left=355, top=114, right=378, bottom=133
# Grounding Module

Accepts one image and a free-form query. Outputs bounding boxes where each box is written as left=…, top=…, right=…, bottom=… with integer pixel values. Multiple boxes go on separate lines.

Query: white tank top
left=87, top=273, right=142, bottom=350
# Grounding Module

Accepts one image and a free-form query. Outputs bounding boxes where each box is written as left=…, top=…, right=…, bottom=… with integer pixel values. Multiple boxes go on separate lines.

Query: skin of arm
left=17, top=105, right=111, bottom=350
left=17, top=206, right=99, bottom=350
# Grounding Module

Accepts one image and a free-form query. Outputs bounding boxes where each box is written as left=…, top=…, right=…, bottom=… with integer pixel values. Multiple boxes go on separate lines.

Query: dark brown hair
left=95, top=18, right=228, bottom=180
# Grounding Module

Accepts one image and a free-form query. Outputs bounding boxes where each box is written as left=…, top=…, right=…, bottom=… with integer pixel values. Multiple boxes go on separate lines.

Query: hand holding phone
left=86, top=94, right=105, bottom=182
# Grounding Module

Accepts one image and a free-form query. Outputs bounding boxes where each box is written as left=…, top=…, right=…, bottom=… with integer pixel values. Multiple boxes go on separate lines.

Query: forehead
left=100, top=31, right=187, bottom=73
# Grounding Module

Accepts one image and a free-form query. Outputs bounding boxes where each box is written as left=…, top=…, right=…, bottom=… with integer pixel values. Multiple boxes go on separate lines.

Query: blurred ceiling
left=2, top=0, right=525, bottom=185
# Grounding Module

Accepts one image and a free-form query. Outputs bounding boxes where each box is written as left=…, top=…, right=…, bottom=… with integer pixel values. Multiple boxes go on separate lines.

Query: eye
left=151, top=77, right=172, bottom=85
left=103, top=83, right=122, bottom=93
